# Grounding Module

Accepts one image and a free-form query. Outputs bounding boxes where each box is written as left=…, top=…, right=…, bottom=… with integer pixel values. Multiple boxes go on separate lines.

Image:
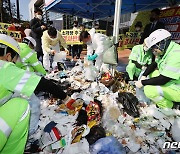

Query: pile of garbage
left=29, top=60, right=180, bottom=154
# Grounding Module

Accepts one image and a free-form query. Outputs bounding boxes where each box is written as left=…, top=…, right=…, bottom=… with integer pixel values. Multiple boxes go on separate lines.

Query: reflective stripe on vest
left=19, top=104, right=30, bottom=122
left=0, top=94, right=13, bottom=106
left=32, top=61, right=40, bottom=67
left=152, top=86, right=164, bottom=102
left=174, top=50, right=180, bottom=53
left=164, top=65, right=180, bottom=73
left=0, top=117, right=12, bottom=138
left=22, top=52, right=33, bottom=62
left=14, top=72, right=31, bottom=92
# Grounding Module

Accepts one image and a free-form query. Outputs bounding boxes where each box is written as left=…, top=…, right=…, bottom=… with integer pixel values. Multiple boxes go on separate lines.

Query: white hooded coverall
left=87, top=29, right=112, bottom=71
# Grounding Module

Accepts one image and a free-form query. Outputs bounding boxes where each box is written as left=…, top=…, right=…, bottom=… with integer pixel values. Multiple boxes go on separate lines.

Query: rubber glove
left=87, top=54, right=98, bottom=61
left=140, top=76, right=147, bottom=81
left=135, top=80, right=143, bottom=88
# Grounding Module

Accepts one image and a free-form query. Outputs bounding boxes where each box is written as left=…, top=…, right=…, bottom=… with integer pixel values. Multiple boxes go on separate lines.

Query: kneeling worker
left=135, top=29, right=180, bottom=108
left=17, top=36, right=46, bottom=75
left=126, top=40, right=154, bottom=80
left=0, top=34, right=74, bottom=153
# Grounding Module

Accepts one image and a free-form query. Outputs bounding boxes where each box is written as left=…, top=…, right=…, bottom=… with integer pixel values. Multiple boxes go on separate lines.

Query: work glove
left=140, top=75, right=147, bottom=81
left=135, top=80, right=143, bottom=89
left=87, top=54, right=98, bottom=61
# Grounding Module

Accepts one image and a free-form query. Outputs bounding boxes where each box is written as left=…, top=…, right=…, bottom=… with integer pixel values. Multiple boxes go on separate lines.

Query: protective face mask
left=14, top=23, right=21, bottom=27
left=86, top=41, right=92, bottom=45
left=50, top=37, right=57, bottom=41
left=153, top=51, right=159, bottom=56
left=135, top=27, right=141, bottom=31
left=143, top=45, right=148, bottom=52
left=37, top=15, right=42, bottom=20
left=150, top=17, right=155, bottom=22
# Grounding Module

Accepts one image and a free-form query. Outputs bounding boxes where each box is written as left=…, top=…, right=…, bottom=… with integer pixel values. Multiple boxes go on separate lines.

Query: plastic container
left=54, top=51, right=67, bottom=62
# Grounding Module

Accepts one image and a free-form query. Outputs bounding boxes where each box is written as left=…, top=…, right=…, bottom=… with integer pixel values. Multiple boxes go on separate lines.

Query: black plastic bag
left=117, top=92, right=140, bottom=117
left=85, top=125, right=106, bottom=145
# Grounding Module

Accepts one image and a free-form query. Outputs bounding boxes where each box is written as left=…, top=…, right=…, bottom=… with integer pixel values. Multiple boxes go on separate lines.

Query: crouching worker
left=80, top=30, right=112, bottom=71
left=16, top=37, right=46, bottom=136
left=135, top=29, right=180, bottom=108
left=0, top=34, right=74, bottom=153
left=16, top=36, right=46, bottom=76
left=126, top=40, right=154, bottom=80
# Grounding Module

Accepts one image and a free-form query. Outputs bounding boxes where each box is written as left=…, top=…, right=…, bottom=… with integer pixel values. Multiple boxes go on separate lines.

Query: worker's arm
left=26, top=51, right=46, bottom=75
left=35, top=77, right=67, bottom=100
left=94, top=35, right=105, bottom=55
left=128, top=45, right=143, bottom=68
left=58, top=32, right=68, bottom=50
left=132, top=60, right=142, bottom=69
left=142, top=75, right=172, bottom=86
left=0, top=62, right=41, bottom=97
left=30, top=19, right=43, bottom=33
left=143, top=61, right=157, bottom=76
left=41, top=32, right=51, bottom=53
left=0, top=62, right=67, bottom=99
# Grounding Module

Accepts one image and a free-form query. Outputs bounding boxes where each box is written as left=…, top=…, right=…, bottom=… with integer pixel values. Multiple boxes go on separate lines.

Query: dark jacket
left=140, top=21, right=165, bottom=44
left=30, top=17, right=45, bottom=39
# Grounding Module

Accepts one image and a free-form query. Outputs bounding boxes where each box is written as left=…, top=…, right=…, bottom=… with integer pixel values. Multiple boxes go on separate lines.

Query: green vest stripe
left=14, top=72, right=31, bottom=93
left=0, top=117, right=12, bottom=137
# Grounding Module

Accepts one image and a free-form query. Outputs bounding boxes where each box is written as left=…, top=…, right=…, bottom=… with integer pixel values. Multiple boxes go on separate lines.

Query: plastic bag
left=136, top=70, right=151, bottom=104
left=103, top=45, right=117, bottom=65
left=84, top=65, right=98, bottom=81
left=117, top=92, right=140, bottom=117
left=85, top=126, right=106, bottom=145
left=28, top=93, right=41, bottom=136
left=54, top=51, right=67, bottom=62
left=90, top=136, right=126, bottom=154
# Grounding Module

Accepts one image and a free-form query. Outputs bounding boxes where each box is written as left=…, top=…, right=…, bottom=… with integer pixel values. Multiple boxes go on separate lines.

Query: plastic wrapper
left=117, top=92, right=140, bottom=117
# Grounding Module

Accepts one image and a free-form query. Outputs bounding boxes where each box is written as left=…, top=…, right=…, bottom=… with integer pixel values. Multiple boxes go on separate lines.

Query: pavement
left=66, top=49, right=131, bottom=72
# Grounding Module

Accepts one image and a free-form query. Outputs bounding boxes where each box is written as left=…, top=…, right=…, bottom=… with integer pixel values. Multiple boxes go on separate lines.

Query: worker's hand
left=51, top=50, right=56, bottom=55
left=135, top=80, right=143, bottom=89
left=65, top=49, right=69, bottom=55
left=142, top=66, right=147, bottom=70
left=140, top=76, right=147, bottom=81
left=41, top=25, right=46, bottom=30
left=87, top=54, right=98, bottom=61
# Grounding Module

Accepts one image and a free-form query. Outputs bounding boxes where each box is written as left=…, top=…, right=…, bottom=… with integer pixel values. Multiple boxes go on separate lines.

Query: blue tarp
left=45, top=0, right=180, bottom=19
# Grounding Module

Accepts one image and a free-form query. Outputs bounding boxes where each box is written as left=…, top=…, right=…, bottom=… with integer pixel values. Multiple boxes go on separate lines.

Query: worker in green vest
left=126, top=40, right=154, bottom=80
left=16, top=36, right=46, bottom=75
left=0, top=34, right=74, bottom=154
left=135, top=29, right=180, bottom=108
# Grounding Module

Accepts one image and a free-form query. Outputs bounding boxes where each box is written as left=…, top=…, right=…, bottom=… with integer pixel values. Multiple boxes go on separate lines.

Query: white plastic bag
left=54, top=51, right=67, bottom=62
left=136, top=70, right=151, bottom=104
left=84, top=66, right=98, bottom=81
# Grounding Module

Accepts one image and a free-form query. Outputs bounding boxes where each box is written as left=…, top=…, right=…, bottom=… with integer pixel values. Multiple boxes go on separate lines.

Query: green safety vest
left=0, top=60, right=41, bottom=153
left=0, top=60, right=41, bottom=106
left=16, top=43, right=46, bottom=75
left=156, top=41, right=180, bottom=90
left=126, top=44, right=153, bottom=79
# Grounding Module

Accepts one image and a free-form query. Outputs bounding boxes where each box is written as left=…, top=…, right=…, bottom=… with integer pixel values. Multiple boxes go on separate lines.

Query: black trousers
left=72, top=45, right=82, bottom=58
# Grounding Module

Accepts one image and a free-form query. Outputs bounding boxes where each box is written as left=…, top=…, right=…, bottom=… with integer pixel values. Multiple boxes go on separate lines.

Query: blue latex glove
left=87, top=54, right=98, bottom=61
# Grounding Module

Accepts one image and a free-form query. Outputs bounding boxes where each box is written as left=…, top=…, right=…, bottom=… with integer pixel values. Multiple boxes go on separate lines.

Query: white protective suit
left=87, top=29, right=112, bottom=71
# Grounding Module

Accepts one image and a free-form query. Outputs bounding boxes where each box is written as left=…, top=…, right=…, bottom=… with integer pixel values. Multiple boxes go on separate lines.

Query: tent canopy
left=45, top=0, right=180, bottom=19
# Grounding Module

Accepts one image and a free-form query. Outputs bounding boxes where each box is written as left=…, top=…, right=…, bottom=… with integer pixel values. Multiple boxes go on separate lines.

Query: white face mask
left=135, top=27, right=141, bottom=31
left=36, top=15, right=42, bottom=20
left=86, top=40, right=92, bottom=45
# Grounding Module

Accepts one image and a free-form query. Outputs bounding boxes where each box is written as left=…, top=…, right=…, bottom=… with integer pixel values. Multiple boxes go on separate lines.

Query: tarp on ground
left=45, top=0, right=180, bottom=19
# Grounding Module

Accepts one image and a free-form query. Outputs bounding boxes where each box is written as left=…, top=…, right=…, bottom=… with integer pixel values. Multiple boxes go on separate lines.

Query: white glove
left=140, top=76, right=147, bottom=81
left=135, top=80, right=143, bottom=89
left=142, top=66, right=147, bottom=70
